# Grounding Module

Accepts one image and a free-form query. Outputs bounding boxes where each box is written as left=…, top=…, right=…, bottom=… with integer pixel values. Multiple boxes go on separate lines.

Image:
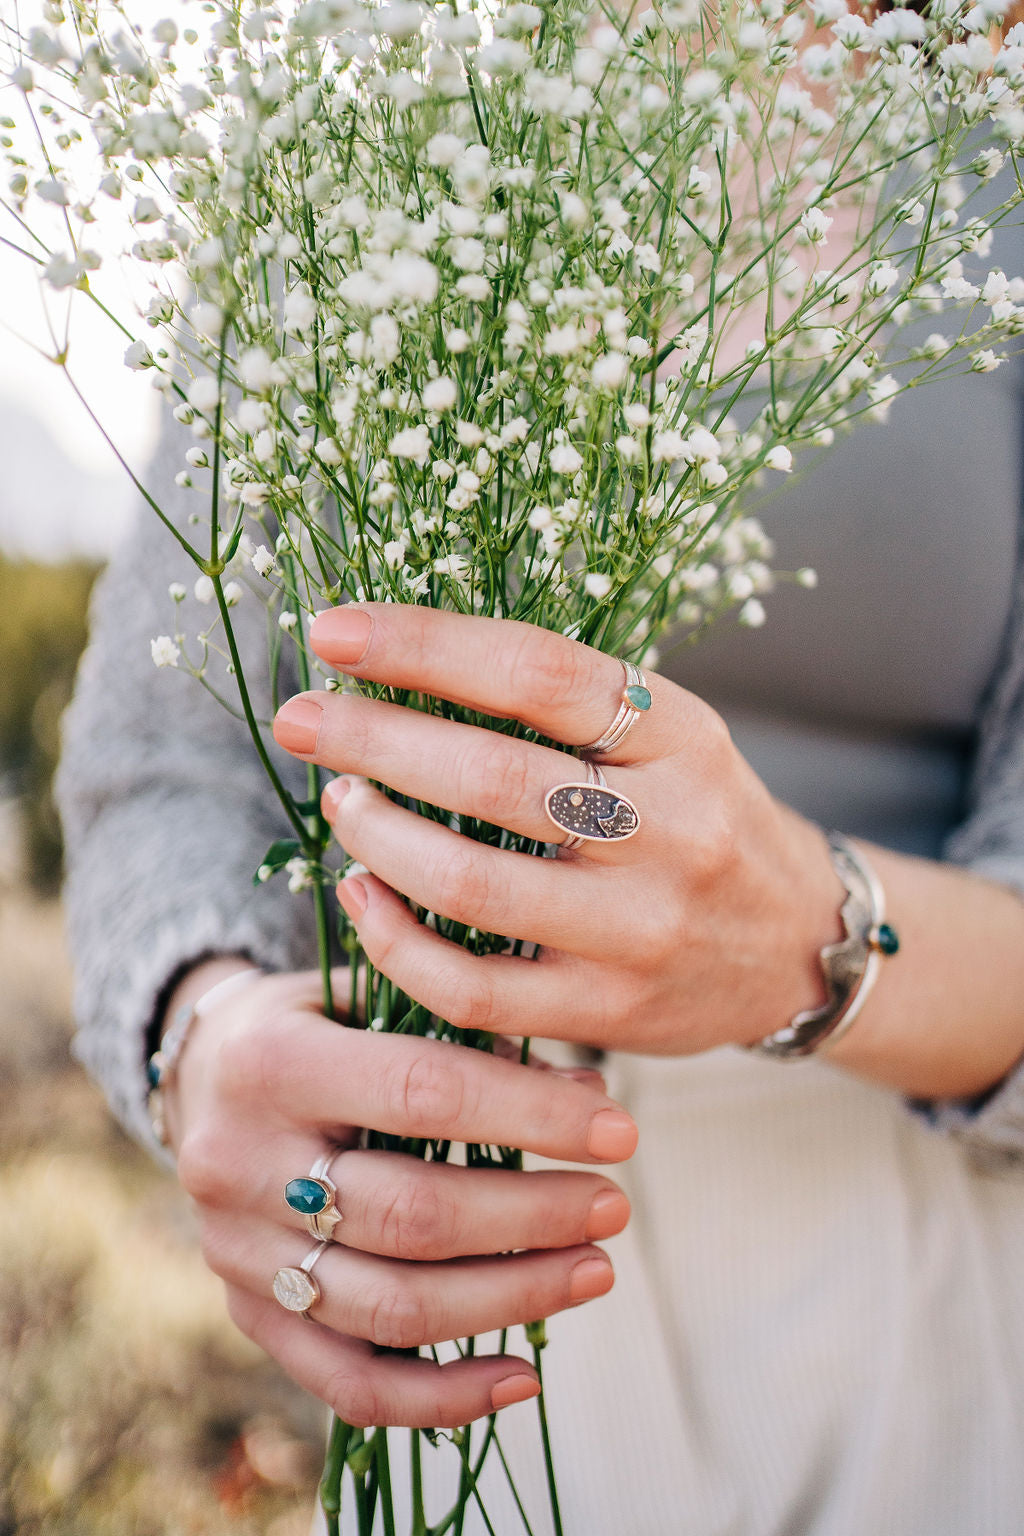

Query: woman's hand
left=273, top=603, right=844, bottom=1059
left=158, top=962, right=636, bottom=1429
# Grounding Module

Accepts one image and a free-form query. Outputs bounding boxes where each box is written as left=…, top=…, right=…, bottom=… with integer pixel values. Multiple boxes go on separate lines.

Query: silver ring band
left=580, top=661, right=652, bottom=757
left=273, top=1238, right=329, bottom=1320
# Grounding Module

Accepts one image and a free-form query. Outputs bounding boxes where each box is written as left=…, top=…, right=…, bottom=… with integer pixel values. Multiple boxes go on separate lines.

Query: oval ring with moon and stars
left=544, top=780, right=641, bottom=844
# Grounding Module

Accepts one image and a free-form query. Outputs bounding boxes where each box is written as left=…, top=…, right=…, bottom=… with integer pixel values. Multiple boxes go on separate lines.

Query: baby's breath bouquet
left=5, top=0, right=1024, bottom=1526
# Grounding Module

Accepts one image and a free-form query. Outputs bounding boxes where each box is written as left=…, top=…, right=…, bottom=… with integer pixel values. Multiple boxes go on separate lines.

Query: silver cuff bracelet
left=748, top=831, right=899, bottom=1061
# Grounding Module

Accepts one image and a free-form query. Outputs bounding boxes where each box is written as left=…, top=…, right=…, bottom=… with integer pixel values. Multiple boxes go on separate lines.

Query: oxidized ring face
left=545, top=781, right=640, bottom=843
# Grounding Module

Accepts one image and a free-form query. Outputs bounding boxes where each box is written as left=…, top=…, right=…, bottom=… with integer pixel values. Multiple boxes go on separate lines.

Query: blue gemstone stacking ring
left=580, top=660, right=652, bottom=757
left=284, top=1152, right=344, bottom=1242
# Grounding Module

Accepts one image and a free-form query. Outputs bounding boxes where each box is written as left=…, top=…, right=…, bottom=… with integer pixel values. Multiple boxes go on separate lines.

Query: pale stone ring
left=578, top=659, right=652, bottom=757
left=272, top=1239, right=329, bottom=1321
left=284, top=1151, right=344, bottom=1242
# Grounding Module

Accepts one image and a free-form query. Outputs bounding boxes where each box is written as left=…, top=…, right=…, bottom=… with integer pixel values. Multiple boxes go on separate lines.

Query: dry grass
left=0, top=887, right=326, bottom=1536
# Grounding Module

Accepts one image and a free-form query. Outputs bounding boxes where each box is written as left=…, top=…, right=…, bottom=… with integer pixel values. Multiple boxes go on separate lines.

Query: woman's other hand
left=275, top=603, right=1024, bottom=1105
left=157, top=961, right=635, bottom=1428
left=273, top=603, right=841, bottom=1061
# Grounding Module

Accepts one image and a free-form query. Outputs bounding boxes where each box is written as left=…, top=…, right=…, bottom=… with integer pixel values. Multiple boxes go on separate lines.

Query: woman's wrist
left=151, top=956, right=261, bottom=1152
left=810, top=842, right=1024, bottom=1102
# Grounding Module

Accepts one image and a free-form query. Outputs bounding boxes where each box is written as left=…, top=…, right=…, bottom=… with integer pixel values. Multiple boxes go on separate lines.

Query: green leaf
left=252, top=838, right=302, bottom=885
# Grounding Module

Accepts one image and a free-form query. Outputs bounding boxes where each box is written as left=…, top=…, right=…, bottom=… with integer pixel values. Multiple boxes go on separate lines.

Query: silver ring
left=273, top=1239, right=329, bottom=1320
left=284, top=1152, right=344, bottom=1242
left=579, top=661, right=652, bottom=757
left=546, top=758, right=641, bottom=848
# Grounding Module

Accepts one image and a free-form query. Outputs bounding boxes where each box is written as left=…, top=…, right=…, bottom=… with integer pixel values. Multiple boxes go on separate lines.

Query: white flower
left=549, top=445, right=583, bottom=475
left=285, top=855, right=315, bottom=893
left=624, top=402, right=651, bottom=429
left=796, top=568, right=819, bottom=588
left=800, top=208, right=833, bottom=245
left=815, top=327, right=844, bottom=358
left=584, top=572, right=613, bottom=599
left=866, top=262, right=900, bottom=297
left=699, top=462, right=728, bottom=490
left=223, top=581, right=243, bottom=606
left=426, top=132, right=464, bottom=167
left=284, top=287, right=317, bottom=331
left=738, top=598, right=767, bottom=628
left=450, top=237, right=487, bottom=272
left=187, top=377, right=220, bottom=413
left=941, top=275, right=981, bottom=302
left=194, top=575, right=216, bottom=604
left=591, top=353, right=630, bottom=390
left=867, top=374, right=900, bottom=420
left=422, top=376, right=458, bottom=411
left=150, top=635, right=180, bottom=668
left=238, top=347, right=277, bottom=392
left=168, top=583, right=186, bottom=603
left=124, top=340, right=153, bottom=370
left=390, top=424, right=432, bottom=464
left=383, top=538, right=407, bottom=569
left=652, top=430, right=689, bottom=462
left=764, top=446, right=793, bottom=472
left=455, top=420, right=485, bottom=447
left=252, top=545, right=277, bottom=578
left=445, top=327, right=471, bottom=354
left=279, top=610, right=299, bottom=632
left=971, top=349, right=1003, bottom=372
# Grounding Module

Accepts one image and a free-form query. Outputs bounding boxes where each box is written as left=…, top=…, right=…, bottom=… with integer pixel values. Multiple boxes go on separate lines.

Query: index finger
left=308, top=604, right=691, bottom=759
left=253, top=1012, right=638, bottom=1164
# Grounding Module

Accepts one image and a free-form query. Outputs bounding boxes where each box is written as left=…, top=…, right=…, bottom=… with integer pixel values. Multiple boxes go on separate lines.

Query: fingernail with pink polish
left=490, top=1374, right=541, bottom=1411
left=310, top=608, right=373, bottom=666
left=586, top=1109, right=638, bottom=1161
left=337, top=876, right=368, bottom=921
left=321, top=777, right=350, bottom=820
left=569, top=1256, right=614, bottom=1303
left=274, top=698, right=323, bottom=756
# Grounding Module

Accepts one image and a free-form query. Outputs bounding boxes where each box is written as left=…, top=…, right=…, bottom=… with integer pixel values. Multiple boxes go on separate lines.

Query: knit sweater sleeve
left=932, top=517, right=1024, bottom=1166
left=55, top=410, right=319, bottom=1158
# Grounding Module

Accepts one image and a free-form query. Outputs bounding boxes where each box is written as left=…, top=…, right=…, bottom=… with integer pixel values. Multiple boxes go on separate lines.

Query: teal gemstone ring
left=284, top=1152, right=343, bottom=1241
left=580, top=660, right=652, bottom=757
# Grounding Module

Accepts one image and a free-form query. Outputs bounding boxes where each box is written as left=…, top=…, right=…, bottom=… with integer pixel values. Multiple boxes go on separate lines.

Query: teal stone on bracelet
left=285, top=1177, right=330, bottom=1216
left=624, top=683, right=652, bottom=711
left=869, top=922, right=900, bottom=956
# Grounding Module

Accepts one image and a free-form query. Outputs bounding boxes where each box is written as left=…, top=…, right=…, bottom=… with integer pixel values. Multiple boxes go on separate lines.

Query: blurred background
left=0, top=186, right=327, bottom=1536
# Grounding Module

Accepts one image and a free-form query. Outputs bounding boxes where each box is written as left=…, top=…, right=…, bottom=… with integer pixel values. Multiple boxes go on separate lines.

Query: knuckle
left=688, top=804, right=741, bottom=891
left=464, top=735, right=533, bottom=822
left=388, top=1049, right=466, bottom=1134
left=367, top=1282, right=434, bottom=1349
left=513, top=628, right=590, bottom=718
left=378, top=1177, right=455, bottom=1261
left=432, top=842, right=498, bottom=922
left=443, top=966, right=500, bottom=1033
left=323, top=1367, right=381, bottom=1428
left=176, top=1128, right=235, bottom=1206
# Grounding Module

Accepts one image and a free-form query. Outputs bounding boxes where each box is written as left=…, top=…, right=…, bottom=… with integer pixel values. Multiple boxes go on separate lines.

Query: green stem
left=319, top=1416, right=353, bottom=1536
left=533, top=1344, right=563, bottom=1536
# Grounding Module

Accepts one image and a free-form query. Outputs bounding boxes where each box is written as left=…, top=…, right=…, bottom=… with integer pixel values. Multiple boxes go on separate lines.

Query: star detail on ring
left=545, top=782, right=640, bottom=842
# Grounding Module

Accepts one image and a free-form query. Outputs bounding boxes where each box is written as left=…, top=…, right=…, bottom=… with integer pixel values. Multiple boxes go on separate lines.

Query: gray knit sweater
left=56, top=410, right=1024, bottom=1166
